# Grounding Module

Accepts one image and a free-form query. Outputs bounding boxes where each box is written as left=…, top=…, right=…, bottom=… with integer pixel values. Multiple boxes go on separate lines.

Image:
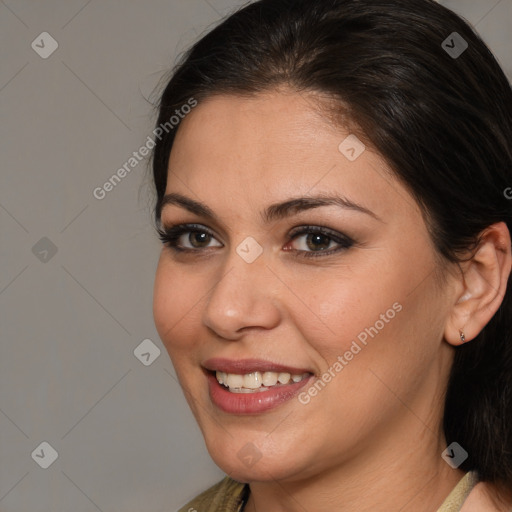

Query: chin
left=213, top=456, right=298, bottom=484
left=204, top=435, right=311, bottom=483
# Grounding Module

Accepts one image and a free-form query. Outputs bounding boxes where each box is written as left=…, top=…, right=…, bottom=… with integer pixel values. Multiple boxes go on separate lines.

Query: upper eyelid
left=159, top=222, right=344, bottom=236
left=158, top=200, right=380, bottom=239
left=159, top=223, right=353, bottom=247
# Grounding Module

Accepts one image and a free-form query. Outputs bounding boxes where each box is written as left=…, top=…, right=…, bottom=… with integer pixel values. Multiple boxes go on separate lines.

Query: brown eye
left=184, top=231, right=214, bottom=248
left=157, top=224, right=222, bottom=251
left=285, top=226, right=354, bottom=259
left=304, top=233, right=334, bottom=251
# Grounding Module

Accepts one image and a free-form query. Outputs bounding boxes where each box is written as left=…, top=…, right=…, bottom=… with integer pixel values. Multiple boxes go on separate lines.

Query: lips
left=202, top=357, right=315, bottom=414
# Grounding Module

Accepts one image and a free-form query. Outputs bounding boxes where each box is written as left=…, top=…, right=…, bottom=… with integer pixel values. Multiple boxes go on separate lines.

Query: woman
left=150, top=0, right=512, bottom=510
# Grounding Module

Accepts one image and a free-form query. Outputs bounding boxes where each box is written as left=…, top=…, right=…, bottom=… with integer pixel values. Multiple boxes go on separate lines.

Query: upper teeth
left=216, top=371, right=308, bottom=391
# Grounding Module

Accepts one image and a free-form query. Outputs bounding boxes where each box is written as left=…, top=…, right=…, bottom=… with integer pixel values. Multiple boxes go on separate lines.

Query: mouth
left=213, top=370, right=311, bottom=393
left=202, top=358, right=315, bottom=414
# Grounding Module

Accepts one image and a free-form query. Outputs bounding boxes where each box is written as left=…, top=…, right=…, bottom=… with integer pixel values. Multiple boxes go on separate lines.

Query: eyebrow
left=157, top=192, right=382, bottom=225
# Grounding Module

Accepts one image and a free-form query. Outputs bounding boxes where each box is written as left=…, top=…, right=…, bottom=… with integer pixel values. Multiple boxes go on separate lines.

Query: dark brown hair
left=151, top=0, right=512, bottom=501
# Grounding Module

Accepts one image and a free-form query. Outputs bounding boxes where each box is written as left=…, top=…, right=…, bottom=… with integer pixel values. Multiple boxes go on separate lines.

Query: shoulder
left=461, top=482, right=512, bottom=512
left=176, top=476, right=248, bottom=512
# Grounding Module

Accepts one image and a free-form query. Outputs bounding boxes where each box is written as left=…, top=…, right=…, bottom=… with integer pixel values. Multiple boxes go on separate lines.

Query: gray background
left=0, top=1, right=510, bottom=511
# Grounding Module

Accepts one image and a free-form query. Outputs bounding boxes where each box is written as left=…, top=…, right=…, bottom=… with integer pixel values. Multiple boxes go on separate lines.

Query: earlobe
left=444, top=222, right=512, bottom=347
left=456, top=291, right=471, bottom=304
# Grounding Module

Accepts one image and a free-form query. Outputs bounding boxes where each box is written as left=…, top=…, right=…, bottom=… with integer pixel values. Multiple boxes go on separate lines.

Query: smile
left=216, top=370, right=311, bottom=393
left=202, top=358, right=315, bottom=414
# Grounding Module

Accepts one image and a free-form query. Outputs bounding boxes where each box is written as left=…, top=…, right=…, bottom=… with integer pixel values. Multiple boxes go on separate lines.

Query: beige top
left=177, top=471, right=479, bottom=511
left=437, top=471, right=479, bottom=512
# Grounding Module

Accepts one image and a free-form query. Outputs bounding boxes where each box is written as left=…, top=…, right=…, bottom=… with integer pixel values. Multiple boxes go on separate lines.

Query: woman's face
left=153, top=90, right=457, bottom=483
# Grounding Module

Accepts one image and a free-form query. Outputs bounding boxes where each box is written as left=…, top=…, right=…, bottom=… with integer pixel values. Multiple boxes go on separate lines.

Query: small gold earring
left=459, top=329, right=466, bottom=343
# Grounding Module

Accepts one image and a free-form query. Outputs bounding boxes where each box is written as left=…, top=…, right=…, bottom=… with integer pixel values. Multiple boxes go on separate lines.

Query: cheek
left=152, top=262, right=173, bottom=340
left=288, top=268, right=400, bottom=358
left=291, top=255, right=437, bottom=392
left=152, top=258, right=201, bottom=355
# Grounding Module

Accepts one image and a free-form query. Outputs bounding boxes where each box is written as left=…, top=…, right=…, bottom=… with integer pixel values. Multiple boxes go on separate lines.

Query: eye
left=157, top=223, right=354, bottom=258
left=157, top=224, right=222, bottom=251
left=284, top=226, right=354, bottom=258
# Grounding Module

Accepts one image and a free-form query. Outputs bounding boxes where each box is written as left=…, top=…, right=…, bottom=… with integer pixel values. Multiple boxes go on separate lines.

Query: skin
left=462, top=483, right=512, bottom=512
left=152, top=89, right=512, bottom=511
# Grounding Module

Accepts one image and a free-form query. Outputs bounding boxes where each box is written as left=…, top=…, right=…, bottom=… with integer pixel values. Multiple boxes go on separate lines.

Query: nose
left=202, top=248, right=281, bottom=340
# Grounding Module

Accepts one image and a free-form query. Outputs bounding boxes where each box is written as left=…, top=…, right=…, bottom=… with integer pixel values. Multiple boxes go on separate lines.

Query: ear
left=445, top=221, right=512, bottom=346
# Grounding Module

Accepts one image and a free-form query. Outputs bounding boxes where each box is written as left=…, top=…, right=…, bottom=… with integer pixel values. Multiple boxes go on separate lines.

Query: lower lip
left=206, top=371, right=314, bottom=414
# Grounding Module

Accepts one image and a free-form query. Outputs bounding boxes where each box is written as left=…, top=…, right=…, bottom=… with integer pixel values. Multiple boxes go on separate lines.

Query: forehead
left=164, top=91, right=417, bottom=225
left=171, top=90, right=343, bottom=158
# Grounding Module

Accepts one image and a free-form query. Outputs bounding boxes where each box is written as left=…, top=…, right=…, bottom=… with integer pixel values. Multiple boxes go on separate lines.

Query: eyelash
left=156, top=223, right=355, bottom=259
